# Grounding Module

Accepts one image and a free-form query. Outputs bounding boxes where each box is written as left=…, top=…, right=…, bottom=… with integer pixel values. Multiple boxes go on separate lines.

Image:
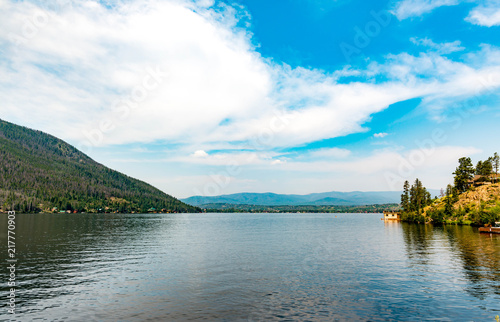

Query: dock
left=478, top=227, right=500, bottom=234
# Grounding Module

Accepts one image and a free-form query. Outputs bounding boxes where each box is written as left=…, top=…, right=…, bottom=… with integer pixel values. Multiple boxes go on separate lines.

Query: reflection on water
left=403, top=223, right=500, bottom=301
left=1, top=213, right=179, bottom=318
left=0, top=213, right=499, bottom=321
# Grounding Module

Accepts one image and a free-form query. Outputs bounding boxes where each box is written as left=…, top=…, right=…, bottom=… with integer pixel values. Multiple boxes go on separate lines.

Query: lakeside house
left=383, top=211, right=401, bottom=221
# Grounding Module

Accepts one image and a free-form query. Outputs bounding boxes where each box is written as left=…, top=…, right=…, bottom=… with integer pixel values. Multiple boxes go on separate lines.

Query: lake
left=1, top=213, right=499, bottom=321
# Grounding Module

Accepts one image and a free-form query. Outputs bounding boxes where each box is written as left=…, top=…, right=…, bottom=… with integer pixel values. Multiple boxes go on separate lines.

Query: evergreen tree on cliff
left=491, top=152, right=499, bottom=182
left=453, top=157, right=475, bottom=193
left=476, top=160, right=492, bottom=176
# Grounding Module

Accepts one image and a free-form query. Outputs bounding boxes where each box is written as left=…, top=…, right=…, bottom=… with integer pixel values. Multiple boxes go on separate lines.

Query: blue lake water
left=1, top=213, right=499, bottom=321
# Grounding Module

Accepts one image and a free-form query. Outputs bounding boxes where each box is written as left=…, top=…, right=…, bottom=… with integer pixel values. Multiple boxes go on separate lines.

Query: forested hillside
left=0, top=119, right=200, bottom=213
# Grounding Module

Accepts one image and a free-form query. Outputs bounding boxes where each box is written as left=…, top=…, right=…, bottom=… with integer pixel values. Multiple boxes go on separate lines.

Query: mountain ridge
left=182, top=190, right=441, bottom=207
left=0, top=119, right=200, bottom=213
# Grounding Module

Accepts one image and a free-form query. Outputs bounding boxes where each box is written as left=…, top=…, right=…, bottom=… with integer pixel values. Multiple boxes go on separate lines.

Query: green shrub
left=428, top=208, right=445, bottom=224
left=482, top=205, right=500, bottom=225
left=456, top=206, right=466, bottom=219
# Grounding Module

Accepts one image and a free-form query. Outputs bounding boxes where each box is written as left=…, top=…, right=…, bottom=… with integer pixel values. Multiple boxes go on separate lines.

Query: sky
left=1, top=0, right=500, bottom=198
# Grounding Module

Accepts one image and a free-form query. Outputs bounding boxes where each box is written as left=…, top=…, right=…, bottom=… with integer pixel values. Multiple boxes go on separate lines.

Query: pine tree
left=444, top=184, right=453, bottom=216
left=453, top=157, right=475, bottom=193
left=491, top=152, right=499, bottom=182
left=475, top=161, right=483, bottom=175
left=410, top=179, right=423, bottom=213
left=401, top=180, right=410, bottom=213
left=425, top=190, right=431, bottom=206
left=405, top=178, right=432, bottom=215
left=477, top=159, right=492, bottom=176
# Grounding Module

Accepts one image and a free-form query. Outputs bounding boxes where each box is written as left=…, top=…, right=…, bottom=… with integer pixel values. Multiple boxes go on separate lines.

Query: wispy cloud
left=392, top=0, right=459, bottom=20
left=394, top=0, right=500, bottom=27
left=410, top=37, right=465, bottom=54
left=466, top=4, right=500, bottom=27
left=374, top=132, right=389, bottom=138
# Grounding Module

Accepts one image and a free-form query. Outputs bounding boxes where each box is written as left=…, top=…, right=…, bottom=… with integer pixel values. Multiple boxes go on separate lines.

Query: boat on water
left=479, top=222, right=500, bottom=234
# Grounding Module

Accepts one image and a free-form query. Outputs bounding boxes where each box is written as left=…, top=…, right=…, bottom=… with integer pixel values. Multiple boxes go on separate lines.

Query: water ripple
left=0, top=213, right=499, bottom=320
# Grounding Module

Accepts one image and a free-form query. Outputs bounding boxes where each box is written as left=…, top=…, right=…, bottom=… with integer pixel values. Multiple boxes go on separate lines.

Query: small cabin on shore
left=383, top=211, right=401, bottom=221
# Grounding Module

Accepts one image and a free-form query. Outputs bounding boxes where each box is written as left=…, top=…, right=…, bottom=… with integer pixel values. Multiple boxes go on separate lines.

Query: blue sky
left=1, top=0, right=500, bottom=198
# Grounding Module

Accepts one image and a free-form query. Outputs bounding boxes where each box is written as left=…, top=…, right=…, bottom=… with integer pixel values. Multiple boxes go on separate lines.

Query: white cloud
left=394, top=0, right=500, bottom=26
left=0, top=0, right=272, bottom=146
left=410, top=37, right=465, bottom=54
left=466, top=5, right=500, bottom=27
left=192, top=150, right=209, bottom=158
left=374, top=132, right=388, bottom=138
left=369, top=49, right=500, bottom=120
left=1, top=0, right=500, bottom=158
left=392, top=0, right=459, bottom=20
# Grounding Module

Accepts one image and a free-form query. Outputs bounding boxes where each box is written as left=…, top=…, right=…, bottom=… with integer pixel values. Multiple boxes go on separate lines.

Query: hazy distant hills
left=182, top=190, right=441, bottom=207
left=0, top=119, right=199, bottom=213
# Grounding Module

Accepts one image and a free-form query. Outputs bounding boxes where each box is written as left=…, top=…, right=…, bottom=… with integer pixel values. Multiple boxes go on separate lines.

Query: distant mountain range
left=182, top=190, right=441, bottom=207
